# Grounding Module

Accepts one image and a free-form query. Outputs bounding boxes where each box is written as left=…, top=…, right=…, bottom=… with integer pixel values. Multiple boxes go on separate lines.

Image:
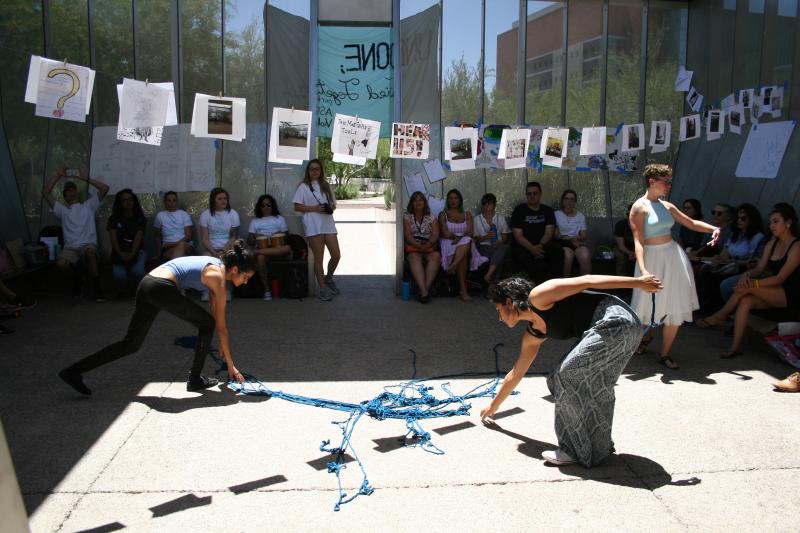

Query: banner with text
left=317, top=26, right=393, bottom=138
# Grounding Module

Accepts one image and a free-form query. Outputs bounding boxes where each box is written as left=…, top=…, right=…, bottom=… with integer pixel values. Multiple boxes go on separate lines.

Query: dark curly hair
left=406, top=191, right=430, bottom=215
left=111, top=188, right=144, bottom=220
left=488, top=277, right=536, bottom=311
left=254, top=194, right=280, bottom=218
left=222, top=239, right=257, bottom=273
left=730, top=203, right=764, bottom=242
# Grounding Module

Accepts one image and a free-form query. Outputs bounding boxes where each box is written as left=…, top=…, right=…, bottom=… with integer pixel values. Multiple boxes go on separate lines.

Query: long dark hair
left=406, top=191, right=430, bottom=215
left=769, top=204, right=800, bottom=238
left=303, top=159, right=334, bottom=204
left=111, top=188, right=144, bottom=219
left=209, top=187, right=230, bottom=215
left=222, top=239, right=257, bottom=273
left=682, top=198, right=703, bottom=220
left=445, top=188, right=464, bottom=213
left=730, top=203, right=764, bottom=242
left=254, top=194, right=280, bottom=218
left=489, top=277, right=535, bottom=311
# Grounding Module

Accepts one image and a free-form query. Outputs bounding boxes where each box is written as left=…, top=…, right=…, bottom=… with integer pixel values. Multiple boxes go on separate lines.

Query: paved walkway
left=1, top=218, right=799, bottom=531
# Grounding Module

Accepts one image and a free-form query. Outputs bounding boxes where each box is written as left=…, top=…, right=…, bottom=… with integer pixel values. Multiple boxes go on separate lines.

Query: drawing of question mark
left=47, top=67, right=80, bottom=118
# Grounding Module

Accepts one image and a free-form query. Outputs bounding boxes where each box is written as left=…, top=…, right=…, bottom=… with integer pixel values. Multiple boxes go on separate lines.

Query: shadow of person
left=133, top=386, right=269, bottom=414
left=482, top=421, right=701, bottom=490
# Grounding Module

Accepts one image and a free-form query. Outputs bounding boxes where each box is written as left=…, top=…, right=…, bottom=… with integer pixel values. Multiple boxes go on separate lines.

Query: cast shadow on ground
left=132, top=386, right=269, bottom=413
left=483, top=422, right=701, bottom=490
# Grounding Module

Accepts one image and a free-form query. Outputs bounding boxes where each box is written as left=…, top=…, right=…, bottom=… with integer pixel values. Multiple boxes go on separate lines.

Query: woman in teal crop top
left=629, top=164, right=720, bottom=370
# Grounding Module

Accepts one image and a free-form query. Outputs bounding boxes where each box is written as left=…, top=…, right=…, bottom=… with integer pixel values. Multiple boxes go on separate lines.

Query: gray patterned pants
left=546, top=296, right=643, bottom=467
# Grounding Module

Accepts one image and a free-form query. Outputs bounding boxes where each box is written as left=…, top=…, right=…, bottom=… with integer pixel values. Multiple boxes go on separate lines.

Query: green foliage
left=384, top=182, right=396, bottom=209
left=316, top=137, right=392, bottom=190
left=335, top=183, right=361, bottom=200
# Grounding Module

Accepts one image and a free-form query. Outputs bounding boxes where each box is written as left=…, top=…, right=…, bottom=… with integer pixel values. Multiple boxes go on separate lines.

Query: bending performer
left=58, top=240, right=255, bottom=395
left=481, top=274, right=662, bottom=467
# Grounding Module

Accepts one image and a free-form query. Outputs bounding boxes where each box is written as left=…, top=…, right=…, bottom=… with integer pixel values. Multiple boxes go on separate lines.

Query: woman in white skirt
left=630, top=164, right=720, bottom=369
left=293, top=159, right=341, bottom=301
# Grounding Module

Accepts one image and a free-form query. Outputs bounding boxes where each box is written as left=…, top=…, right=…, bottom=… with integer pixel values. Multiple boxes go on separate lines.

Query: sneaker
left=262, top=290, right=273, bottom=301
left=326, top=279, right=340, bottom=295
left=542, top=449, right=577, bottom=466
left=318, top=287, right=333, bottom=301
left=0, top=324, right=15, bottom=336
left=59, top=368, right=91, bottom=396
left=186, top=375, right=219, bottom=392
left=773, top=371, right=800, bottom=392
left=201, top=291, right=209, bottom=302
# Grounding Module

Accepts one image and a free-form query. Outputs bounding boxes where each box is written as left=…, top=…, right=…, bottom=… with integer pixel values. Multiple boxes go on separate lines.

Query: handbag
left=764, top=332, right=800, bottom=369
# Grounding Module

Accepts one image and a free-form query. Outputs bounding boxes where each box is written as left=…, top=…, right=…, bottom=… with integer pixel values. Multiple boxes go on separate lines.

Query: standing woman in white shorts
left=293, top=159, right=341, bottom=301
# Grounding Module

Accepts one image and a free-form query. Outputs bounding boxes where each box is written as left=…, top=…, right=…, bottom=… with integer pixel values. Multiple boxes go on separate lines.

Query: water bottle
left=489, top=224, right=498, bottom=244
left=401, top=281, right=411, bottom=301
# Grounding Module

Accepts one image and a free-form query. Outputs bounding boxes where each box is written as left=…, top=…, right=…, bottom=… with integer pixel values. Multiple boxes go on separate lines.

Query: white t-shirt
left=473, top=212, right=511, bottom=238
left=248, top=215, right=288, bottom=236
left=199, top=209, right=241, bottom=249
left=555, top=210, right=587, bottom=238
left=293, top=181, right=337, bottom=237
left=52, top=195, right=100, bottom=248
left=154, top=209, right=193, bottom=244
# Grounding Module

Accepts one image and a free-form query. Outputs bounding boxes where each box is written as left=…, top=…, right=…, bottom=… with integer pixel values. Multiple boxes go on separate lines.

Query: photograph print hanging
left=622, top=123, right=645, bottom=152
left=729, top=103, right=746, bottom=135
left=498, top=127, right=531, bottom=169
left=686, top=86, right=704, bottom=113
left=706, top=109, right=725, bottom=141
left=649, top=121, right=671, bottom=153
left=740, top=88, right=754, bottom=110
left=191, top=93, right=247, bottom=141
left=390, top=122, right=430, bottom=159
left=443, top=126, right=478, bottom=171
left=272, top=107, right=312, bottom=161
left=207, top=99, right=233, bottom=135
left=539, top=127, right=569, bottom=168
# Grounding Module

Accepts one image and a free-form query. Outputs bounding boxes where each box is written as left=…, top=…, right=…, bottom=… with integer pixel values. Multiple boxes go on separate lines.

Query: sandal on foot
left=720, top=349, right=742, bottom=359
left=658, top=355, right=679, bottom=370
left=635, top=337, right=653, bottom=355
left=695, top=317, right=723, bottom=330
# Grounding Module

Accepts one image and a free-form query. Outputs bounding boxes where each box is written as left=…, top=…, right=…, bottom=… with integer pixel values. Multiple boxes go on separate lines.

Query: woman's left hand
left=637, top=274, right=663, bottom=292
left=228, top=365, right=245, bottom=383
left=480, top=404, right=497, bottom=422
left=708, top=227, right=721, bottom=247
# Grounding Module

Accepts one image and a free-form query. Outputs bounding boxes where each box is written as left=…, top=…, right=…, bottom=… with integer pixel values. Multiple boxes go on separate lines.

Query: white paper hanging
left=26, top=55, right=95, bottom=122
left=331, top=113, right=380, bottom=164
left=686, top=86, right=704, bottom=113
left=679, top=115, right=701, bottom=142
left=268, top=110, right=304, bottom=165
left=674, top=66, right=693, bottom=92
left=729, top=103, right=745, bottom=135
left=579, top=126, right=607, bottom=156
left=422, top=159, right=446, bottom=182
left=120, top=78, right=170, bottom=129
left=191, top=93, right=247, bottom=141
left=269, top=107, right=311, bottom=160
left=443, top=126, right=478, bottom=171
left=706, top=110, right=725, bottom=140
left=621, top=123, right=645, bottom=152
left=390, top=122, right=431, bottom=159
left=649, top=121, right=671, bottom=152
left=540, top=127, right=569, bottom=168
left=498, top=128, right=531, bottom=169
left=403, top=172, right=427, bottom=196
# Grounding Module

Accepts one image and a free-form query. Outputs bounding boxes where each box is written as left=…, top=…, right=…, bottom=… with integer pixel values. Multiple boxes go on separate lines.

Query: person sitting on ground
left=199, top=187, right=240, bottom=301
left=678, top=198, right=706, bottom=253
left=696, top=205, right=800, bottom=358
left=107, top=189, right=147, bottom=298
left=555, top=189, right=591, bottom=276
left=696, top=203, right=765, bottom=313
left=403, top=191, right=441, bottom=303
left=153, top=191, right=194, bottom=261
left=42, top=165, right=109, bottom=302
left=473, top=193, right=510, bottom=284
left=510, top=181, right=564, bottom=284
left=58, top=240, right=255, bottom=396
left=438, top=189, right=488, bottom=302
left=248, top=194, right=291, bottom=301
left=614, top=204, right=636, bottom=276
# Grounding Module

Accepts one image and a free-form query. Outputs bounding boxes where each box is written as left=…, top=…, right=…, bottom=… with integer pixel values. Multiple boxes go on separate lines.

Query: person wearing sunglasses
left=629, top=164, right=720, bottom=370
left=510, top=182, right=564, bottom=284
left=248, top=194, right=291, bottom=301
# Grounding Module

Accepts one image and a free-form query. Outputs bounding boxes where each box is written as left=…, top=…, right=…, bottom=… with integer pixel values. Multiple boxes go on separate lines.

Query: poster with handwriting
left=317, top=26, right=393, bottom=138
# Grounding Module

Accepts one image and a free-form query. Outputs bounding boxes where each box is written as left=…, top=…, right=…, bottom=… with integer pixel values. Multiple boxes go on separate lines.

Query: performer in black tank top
left=483, top=273, right=662, bottom=467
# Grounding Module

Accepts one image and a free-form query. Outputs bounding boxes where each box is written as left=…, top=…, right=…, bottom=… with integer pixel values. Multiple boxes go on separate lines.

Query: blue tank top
left=161, top=256, right=223, bottom=292
left=643, top=199, right=674, bottom=239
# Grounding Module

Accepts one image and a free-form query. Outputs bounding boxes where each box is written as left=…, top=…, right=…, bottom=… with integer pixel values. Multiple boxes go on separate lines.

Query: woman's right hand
left=736, top=274, right=752, bottom=290
left=228, top=365, right=245, bottom=383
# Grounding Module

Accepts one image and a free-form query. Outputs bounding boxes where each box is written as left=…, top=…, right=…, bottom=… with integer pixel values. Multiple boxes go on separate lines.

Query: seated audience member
left=473, top=193, right=510, bottom=284
left=689, top=203, right=734, bottom=259
left=555, top=189, right=591, bottom=276
left=42, top=166, right=109, bottom=301
left=511, top=181, right=563, bottom=283
left=678, top=198, right=706, bottom=253
left=403, top=191, right=441, bottom=303
left=107, top=189, right=147, bottom=297
left=696, top=203, right=765, bottom=312
left=199, top=187, right=240, bottom=301
left=614, top=204, right=636, bottom=275
left=696, top=205, right=800, bottom=358
left=154, top=191, right=194, bottom=261
left=248, top=194, right=291, bottom=301
left=438, top=189, right=487, bottom=302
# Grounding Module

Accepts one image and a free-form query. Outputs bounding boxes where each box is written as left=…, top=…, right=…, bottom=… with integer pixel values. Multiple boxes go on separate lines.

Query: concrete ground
left=2, top=206, right=799, bottom=532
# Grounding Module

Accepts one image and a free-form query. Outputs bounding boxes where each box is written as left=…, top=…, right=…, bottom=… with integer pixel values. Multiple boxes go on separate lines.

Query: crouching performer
left=481, top=274, right=662, bottom=466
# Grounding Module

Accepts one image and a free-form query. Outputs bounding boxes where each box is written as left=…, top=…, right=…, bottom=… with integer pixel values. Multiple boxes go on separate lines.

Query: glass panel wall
left=606, top=0, right=642, bottom=129
left=222, top=0, right=266, bottom=215
left=565, top=0, right=602, bottom=127
left=525, top=1, right=563, bottom=126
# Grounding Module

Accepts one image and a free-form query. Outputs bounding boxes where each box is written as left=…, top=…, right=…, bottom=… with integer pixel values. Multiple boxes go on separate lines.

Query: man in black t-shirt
left=510, top=182, right=563, bottom=283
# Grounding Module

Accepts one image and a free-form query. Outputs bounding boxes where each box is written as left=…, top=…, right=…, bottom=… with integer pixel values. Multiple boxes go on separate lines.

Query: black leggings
left=70, top=275, right=215, bottom=378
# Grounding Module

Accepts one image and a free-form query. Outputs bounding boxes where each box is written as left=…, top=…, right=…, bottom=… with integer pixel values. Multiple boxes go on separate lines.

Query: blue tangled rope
left=173, top=338, right=520, bottom=511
